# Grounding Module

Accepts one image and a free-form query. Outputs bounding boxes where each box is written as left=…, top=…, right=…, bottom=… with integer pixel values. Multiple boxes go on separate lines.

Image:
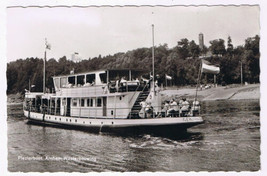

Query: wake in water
left=123, top=133, right=204, bottom=150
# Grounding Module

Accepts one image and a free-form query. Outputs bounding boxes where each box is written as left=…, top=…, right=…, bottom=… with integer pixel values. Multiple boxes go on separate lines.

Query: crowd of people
left=138, top=98, right=201, bottom=118
left=162, top=98, right=200, bottom=117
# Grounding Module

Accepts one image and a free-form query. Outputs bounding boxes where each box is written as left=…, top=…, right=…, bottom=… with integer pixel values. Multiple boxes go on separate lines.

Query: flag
left=201, top=59, right=220, bottom=74
left=165, top=74, right=172, bottom=80
left=45, top=39, right=51, bottom=50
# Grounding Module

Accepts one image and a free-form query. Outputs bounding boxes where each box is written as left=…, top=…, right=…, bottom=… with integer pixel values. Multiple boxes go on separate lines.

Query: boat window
left=77, top=75, right=85, bottom=86
left=81, top=98, right=85, bottom=107
left=97, top=98, right=102, bottom=107
left=87, top=98, right=93, bottom=107
left=72, top=98, right=78, bottom=107
left=86, top=74, right=95, bottom=84
left=109, top=70, right=129, bottom=81
left=68, top=76, right=75, bottom=85
left=60, top=77, right=67, bottom=88
left=100, top=73, right=107, bottom=83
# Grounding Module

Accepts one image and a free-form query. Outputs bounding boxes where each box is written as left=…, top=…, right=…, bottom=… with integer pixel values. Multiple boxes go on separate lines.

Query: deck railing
left=24, top=103, right=200, bottom=119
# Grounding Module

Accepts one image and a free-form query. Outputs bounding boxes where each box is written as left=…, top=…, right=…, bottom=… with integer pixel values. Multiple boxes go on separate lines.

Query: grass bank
left=161, top=84, right=260, bottom=102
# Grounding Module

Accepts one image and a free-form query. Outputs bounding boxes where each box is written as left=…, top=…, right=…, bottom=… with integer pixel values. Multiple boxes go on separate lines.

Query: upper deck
left=52, top=69, right=150, bottom=96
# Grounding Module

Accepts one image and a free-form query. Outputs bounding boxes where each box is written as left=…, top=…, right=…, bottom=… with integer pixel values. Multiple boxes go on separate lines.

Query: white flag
left=45, top=39, right=51, bottom=50
left=201, top=59, right=220, bottom=74
left=165, top=74, right=172, bottom=80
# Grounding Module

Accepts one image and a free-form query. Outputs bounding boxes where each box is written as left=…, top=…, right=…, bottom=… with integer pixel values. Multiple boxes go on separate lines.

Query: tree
left=244, top=35, right=260, bottom=83
left=188, top=40, right=200, bottom=58
left=177, top=38, right=189, bottom=59
left=209, top=39, right=226, bottom=56
left=6, top=36, right=260, bottom=94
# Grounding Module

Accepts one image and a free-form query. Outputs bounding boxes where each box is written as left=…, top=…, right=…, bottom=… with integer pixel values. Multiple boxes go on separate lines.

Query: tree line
left=6, top=35, right=260, bottom=94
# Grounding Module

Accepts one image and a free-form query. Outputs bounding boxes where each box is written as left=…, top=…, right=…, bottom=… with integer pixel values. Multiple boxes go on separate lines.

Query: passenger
left=168, top=99, right=178, bottom=117
left=145, top=102, right=153, bottom=118
left=167, top=99, right=174, bottom=117
left=180, top=98, right=190, bottom=117
left=173, top=100, right=179, bottom=116
left=120, top=77, right=127, bottom=86
left=135, top=78, right=140, bottom=85
left=139, top=100, right=147, bottom=118
left=115, top=79, right=120, bottom=92
left=91, top=81, right=95, bottom=86
left=103, top=85, right=108, bottom=94
left=162, top=101, right=170, bottom=117
left=191, top=100, right=200, bottom=116
left=178, top=98, right=183, bottom=106
left=83, top=82, right=91, bottom=87
left=141, top=76, right=149, bottom=84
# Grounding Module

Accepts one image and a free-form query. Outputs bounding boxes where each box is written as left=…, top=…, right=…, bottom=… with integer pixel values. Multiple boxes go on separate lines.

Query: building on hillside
left=199, top=33, right=204, bottom=51
left=71, top=52, right=82, bottom=63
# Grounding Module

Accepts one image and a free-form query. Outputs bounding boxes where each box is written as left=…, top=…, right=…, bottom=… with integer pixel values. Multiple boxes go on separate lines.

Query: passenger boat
left=23, top=68, right=204, bottom=134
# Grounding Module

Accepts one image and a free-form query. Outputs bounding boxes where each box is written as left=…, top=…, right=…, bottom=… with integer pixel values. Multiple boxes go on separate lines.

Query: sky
left=7, top=6, right=260, bottom=62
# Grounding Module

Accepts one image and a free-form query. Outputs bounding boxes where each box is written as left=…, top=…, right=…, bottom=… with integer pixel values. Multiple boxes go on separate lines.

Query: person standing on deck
left=139, top=100, right=147, bottom=118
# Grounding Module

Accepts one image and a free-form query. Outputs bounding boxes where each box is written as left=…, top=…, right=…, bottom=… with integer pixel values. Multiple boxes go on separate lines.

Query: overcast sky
left=7, top=6, right=259, bottom=62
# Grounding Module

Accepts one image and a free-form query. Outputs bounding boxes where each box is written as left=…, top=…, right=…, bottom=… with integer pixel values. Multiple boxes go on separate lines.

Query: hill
left=6, top=35, right=259, bottom=94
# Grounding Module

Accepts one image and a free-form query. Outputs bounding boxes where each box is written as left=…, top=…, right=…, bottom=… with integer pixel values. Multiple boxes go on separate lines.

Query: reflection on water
left=7, top=100, right=260, bottom=172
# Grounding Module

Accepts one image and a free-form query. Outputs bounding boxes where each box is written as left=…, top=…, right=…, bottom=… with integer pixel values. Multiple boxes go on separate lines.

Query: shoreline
left=6, top=84, right=260, bottom=105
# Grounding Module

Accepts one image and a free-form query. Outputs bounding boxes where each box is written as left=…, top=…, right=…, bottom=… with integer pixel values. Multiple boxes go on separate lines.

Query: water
left=7, top=100, right=260, bottom=172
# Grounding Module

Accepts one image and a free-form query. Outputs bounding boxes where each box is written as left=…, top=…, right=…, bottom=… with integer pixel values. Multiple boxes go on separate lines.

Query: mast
left=152, top=24, right=155, bottom=96
left=43, top=49, right=46, bottom=94
left=44, top=38, right=51, bottom=94
left=194, top=59, right=202, bottom=102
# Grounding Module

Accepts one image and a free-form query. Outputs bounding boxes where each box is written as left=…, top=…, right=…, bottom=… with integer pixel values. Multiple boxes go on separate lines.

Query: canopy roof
left=53, top=68, right=147, bottom=78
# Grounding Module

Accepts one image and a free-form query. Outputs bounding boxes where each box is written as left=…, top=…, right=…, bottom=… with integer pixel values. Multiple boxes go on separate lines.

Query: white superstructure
left=24, top=69, right=204, bottom=133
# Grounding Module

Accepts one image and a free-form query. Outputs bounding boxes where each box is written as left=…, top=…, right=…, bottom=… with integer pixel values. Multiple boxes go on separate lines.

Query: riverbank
left=7, top=93, right=23, bottom=105
left=161, top=84, right=260, bottom=101
left=7, top=84, right=260, bottom=105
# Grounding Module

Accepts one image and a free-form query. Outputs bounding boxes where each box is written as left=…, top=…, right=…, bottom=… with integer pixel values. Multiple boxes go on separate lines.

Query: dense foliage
left=6, top=35, right=260, bottom=94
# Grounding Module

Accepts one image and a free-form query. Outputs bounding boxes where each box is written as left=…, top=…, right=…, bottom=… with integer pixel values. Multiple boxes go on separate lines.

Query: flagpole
left=43, top=49, right=46, bottom=94
left=240, top=61, right=243, bottom=86
left=194, top=59, right=202, bottom=102
left=152, top=24, right=155, bottom=96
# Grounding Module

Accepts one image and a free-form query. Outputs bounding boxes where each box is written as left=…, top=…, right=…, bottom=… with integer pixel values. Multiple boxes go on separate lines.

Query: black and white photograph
left=2, top=1, right=266, bottom=175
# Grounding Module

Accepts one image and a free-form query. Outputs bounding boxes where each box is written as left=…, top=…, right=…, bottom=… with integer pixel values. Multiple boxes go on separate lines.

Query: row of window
left=54, top=73, right=107, bottom=89
left=72, top=98, right=102, bottom=107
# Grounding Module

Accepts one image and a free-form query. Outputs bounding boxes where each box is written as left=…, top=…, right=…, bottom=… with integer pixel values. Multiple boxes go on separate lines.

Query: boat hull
left=24, top=110, right=204, bottom=135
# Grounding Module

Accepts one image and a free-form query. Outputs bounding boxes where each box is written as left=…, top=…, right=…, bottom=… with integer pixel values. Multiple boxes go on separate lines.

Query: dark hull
left=27, top=118, right=204, bottom=136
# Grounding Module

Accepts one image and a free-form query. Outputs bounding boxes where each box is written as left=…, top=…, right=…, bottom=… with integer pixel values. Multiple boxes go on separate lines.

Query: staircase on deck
left=128, top=91, right=150, bottom=119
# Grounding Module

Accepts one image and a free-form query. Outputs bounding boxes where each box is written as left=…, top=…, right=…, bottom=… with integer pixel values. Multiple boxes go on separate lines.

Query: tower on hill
left=199, top=33, right=204, bottom=51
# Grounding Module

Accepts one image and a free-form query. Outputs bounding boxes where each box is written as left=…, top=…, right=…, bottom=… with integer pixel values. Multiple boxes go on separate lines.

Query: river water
left=7, top=100, right=260, bottom=172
